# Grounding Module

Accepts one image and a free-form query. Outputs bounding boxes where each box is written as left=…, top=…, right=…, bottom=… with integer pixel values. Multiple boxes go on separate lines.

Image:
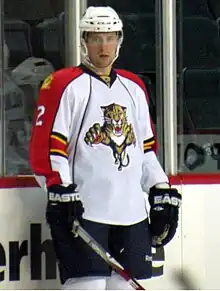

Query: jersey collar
left=79, top=63, right=117, bottom=88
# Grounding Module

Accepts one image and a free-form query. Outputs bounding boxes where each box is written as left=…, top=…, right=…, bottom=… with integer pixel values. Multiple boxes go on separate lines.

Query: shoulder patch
left=41, top=74, right=54, bottom=90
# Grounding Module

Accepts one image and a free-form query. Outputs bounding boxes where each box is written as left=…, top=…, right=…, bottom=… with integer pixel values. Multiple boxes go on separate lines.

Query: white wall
left=0, top=185, right=220, bottom=290
left=0, top=188, right=60, bottom=290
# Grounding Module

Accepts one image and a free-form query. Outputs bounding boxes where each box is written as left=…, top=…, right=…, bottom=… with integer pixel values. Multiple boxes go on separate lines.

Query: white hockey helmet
left=79, top=6, right=123, bottom=67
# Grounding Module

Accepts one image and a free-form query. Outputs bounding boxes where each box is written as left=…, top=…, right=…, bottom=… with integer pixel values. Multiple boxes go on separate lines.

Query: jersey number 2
left=36, top=105, right=45, bottom=126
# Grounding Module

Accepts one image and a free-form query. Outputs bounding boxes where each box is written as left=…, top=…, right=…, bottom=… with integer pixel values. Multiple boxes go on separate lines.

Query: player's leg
left=48, top=218, right=111, bottom=289
left=62, top=276, right=107, bottom=290
left=106, top=219, right=152, bottom=289
left=106, top=271, right=134, bottom=290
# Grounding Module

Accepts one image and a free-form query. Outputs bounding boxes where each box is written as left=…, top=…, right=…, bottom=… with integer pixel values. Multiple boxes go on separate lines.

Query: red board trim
left=0, top=174, right=219, bottom=188
left=0, top=176, right=39, bottom=188
left=170, top=173, right=220, bottom=185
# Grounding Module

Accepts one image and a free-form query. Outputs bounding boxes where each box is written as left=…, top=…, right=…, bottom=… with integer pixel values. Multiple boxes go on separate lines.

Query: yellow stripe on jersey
left=143, top=137, right=155, bottom=153
left=50, top=149, right=68, bottom=158
left=51, top=134, right=67, bottom=145
left=50, top=131, right=67, bottom=144
left=50, top=132, right=68, bottom=159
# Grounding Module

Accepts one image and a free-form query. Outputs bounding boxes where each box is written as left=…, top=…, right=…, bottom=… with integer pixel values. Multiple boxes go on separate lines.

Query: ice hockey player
left=29, top=6, right=182, bottom=290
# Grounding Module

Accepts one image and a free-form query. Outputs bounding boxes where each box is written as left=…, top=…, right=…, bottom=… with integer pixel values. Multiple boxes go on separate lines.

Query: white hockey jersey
left=29, top=64, right=168, bottom=225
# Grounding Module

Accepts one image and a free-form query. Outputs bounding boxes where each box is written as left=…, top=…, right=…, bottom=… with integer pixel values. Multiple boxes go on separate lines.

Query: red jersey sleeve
left=29, top=67, right=83, bottom=188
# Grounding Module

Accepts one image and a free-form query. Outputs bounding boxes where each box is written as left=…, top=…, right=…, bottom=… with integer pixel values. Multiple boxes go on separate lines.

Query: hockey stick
left=172, top=269, right=199, bottom=290
left=72, top=220, right=145, bottom=290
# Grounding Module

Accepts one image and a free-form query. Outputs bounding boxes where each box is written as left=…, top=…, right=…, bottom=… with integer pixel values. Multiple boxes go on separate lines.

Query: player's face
left=86, top=32, right=118, bottom=68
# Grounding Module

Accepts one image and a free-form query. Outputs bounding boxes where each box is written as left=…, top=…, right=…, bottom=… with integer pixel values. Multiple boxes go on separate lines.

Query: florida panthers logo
left=84, top=103, right=136, bottom=171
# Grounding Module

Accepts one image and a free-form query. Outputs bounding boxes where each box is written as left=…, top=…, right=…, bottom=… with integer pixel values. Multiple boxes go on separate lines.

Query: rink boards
left=0, top=181, right=220, bottom=290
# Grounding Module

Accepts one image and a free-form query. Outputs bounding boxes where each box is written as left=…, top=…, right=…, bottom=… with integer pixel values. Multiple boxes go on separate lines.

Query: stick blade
left=172, top=269, right=199, bottom=290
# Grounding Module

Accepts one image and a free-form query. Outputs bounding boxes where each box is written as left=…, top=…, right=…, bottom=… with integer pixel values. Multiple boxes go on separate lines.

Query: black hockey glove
left=46, top=184, right=84, bottom=230
left=148, top=186, right=182, bottom=248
